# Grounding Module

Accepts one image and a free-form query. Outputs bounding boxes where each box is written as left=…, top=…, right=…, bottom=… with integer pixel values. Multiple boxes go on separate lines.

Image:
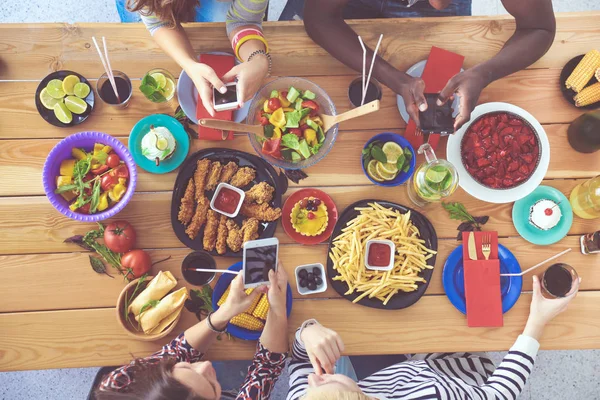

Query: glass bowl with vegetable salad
left=247, top=77, right=338, bottom=170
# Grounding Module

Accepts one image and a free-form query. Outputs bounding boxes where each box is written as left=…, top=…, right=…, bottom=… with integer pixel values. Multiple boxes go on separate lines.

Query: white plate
left=177, top=52, right=251, bottom=124
left=446, top=102, right=550, bottom=204
left=396, top=60, right=461, bottom=124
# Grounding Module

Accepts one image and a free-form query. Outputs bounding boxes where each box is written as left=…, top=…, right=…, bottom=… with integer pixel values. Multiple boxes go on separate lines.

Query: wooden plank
left=0, top=179, right=597, bottom=255
left=1, top=235, right=596, bottom=313
left=1, top=291, right=599, bottom=371
left=0, top=68, right=590, bottom=140
left=0, top=13, right=598, bottom=80
left=2, top=123, right=599, bottom=197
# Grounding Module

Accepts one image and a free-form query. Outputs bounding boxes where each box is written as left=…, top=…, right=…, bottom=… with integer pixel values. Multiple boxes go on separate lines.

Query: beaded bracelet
left=206, top=312, right=227, bottom=334
left=247, top=49, right=272, bottom=77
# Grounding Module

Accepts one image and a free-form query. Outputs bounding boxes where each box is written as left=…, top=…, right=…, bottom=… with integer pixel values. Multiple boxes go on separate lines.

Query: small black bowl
left=181, top=251, right=216, bottom=286
left=559, top=54, right=600, bottom=110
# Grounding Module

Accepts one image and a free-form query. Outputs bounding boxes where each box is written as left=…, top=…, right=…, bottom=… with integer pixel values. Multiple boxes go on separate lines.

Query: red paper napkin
left=461, top=231, right=503, bottom=327
left=404, top=46, right=464, bottom=150
left=196, top=54, right=235, bottom=140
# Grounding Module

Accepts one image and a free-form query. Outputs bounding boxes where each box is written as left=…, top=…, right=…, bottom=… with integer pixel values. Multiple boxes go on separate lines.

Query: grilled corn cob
left=566, top=49, right=600, bottom=93
left=230, top=313, right=265, bottom=331
left=251, top=295, right=270, bottom=320
left=218, top=286, right=254, bottom=307
left=574, top=82, right=600, bottom=107
left=595, top=67, right=600, bottom=82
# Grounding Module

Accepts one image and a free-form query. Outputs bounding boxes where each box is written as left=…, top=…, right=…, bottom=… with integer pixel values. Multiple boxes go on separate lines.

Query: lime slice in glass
left=425, top=166, right=448, bottom=184
left=62, top=75, right=80, bottom=96
left=74, top=82, right=91, bottom=98
left=367, top=160, right=384, bottom=182
left=53, top=102, right=73, bottom=124
left=65, top=95, right=88, bottom=115
left=161, top=77, right=175, bottom=100
left=151, top=73, right=167, bottom=89
left=382, top=141, right=403, bottom=164
left=39, top=88, right=62, bottom=110
left=46, top=79, right=65, bottom=99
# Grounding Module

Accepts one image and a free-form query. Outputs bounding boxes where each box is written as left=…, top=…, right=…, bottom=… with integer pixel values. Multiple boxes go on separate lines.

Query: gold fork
left=482, top=234, right=491, bottom=260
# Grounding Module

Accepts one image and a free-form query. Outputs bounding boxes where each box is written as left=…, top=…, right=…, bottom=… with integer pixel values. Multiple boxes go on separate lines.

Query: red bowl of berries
left=447, top=103, right=550, bottom=204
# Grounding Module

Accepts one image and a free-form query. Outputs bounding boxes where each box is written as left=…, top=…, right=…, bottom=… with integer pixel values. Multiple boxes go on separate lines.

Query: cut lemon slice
left=366, top=160, right=384, bottom=182
left=65, top=95, right=88, bottom=115
left=155, top=135, right=169, bottom=151
left=74, top=82, right=91, bottom=98
left=46, top=79, right=65, bottom=99
left=376, top=161, right=397, bottom=181
left=161, top=77, right=175, bottom=100
left=39, top=88, right=62, bottom=110
left=53, top=102, right=73, bottom=124
left=382, top=141, right=404, bottom=164
left=151, top=73, right=167, bottom=89
left=378, top=162, right=399, bottom=175
left=62, top=75, right=80, bottom=96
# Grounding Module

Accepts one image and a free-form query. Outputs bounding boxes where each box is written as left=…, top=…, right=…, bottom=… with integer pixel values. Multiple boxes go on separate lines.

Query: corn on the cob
left=230, top=313, right=265, bottom=331
left=595, top=67, right=600, bottom=82
left=251, top=294, right=270, bottom=320
left=566, top=49, right=600, bottom=93
left=574, top=82, right=600, bottom=107
left=217, top=286, right=254, bottom=307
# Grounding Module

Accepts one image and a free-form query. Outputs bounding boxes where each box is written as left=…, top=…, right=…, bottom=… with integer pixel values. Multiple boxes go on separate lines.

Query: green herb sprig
left=124, top=273, right=148, bottom=328
left=442, top=201, right=490, bottom=240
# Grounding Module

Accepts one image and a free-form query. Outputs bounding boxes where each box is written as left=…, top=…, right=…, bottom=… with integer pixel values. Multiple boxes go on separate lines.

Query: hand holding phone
left=243, top=238, right=279, bottom=289
left=419, top=93, right=455, bottom=135
left=213, top=82, right=239, bottom=112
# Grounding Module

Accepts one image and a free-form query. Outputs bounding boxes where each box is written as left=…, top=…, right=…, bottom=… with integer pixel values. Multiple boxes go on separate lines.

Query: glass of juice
left=541, top=263, right=579, bottom=298
left=569, top=175, right=600, bottom=219
left=348, top=77, right=382, bottom=108
left=96, top=70, right=133, bottom=109
left=140, top=68, right=176, bottom=103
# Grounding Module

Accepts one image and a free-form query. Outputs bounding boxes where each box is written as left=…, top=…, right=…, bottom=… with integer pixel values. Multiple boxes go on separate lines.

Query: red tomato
left=288, top=128, right=303, bottom=138
left=78, top=203, right=91, bottom=214
left=281, top=91, right=288, bottom=99
left=107, top=153, right=121, bottom=168
left=300, top=123, right=309, bottom=132
left=104, top=220, right=137, bottom=253
left=261, top=139, right=282, bottom=159
left=121, top=249, right=152, bottom=280
left=259, top=116, right=269, bottom=126
left=302, top=100, right=319, bottom=112
left=101, top=174, right=118, bottom=191
left=83, top=173, right=94, bottom=182
left=268, top=97, right=282, bottom=111
left=91, top=164, right=109, bottom=175
left=114, top=164, right=129, bottom=179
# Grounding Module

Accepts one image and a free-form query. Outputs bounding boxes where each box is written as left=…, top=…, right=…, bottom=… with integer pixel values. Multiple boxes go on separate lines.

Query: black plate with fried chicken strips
left=171, top=148, right=286, bottom=256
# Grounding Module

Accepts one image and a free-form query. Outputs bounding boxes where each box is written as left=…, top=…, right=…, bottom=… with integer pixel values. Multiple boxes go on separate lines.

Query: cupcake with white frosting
left=141, top=125, right=177, bottom=166
left=529, top=199, right=562, bottom=231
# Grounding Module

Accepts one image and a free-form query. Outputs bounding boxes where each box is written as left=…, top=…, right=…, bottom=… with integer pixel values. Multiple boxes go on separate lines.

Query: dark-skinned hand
left=437, top=69, right=488, bottom=131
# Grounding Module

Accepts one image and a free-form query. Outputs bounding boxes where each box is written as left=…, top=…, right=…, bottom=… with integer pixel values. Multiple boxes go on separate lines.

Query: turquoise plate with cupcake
left=512, top=185, right=573, bottom=245
left=129, top=114, right=190, bottom=174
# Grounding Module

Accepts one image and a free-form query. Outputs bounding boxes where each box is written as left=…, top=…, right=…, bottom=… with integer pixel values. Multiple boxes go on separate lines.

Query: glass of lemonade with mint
left=140, top=68, right=176, bottom=103
left=407, top=143, right=459, bottom=207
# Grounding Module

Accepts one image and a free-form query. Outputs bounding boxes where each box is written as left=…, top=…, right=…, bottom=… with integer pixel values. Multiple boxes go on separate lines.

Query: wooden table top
left=1, top=12, right=599, bottom=372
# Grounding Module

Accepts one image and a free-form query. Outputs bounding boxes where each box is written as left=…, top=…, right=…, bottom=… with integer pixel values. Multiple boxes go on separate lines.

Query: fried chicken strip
left=216, top=215, right=228, bottom=255
left=177, top=178, right=195, bottom=225
left=206, top=161, right=223, bottom=191
left=194, top=158, right=211, bottom=200
left=240, top=202, right=282, bottom=222
left=229, top=167, right=256, bottom=188
left=244, top=181, right=275, bottom=205
left=241, top=218, right=260, bottom=243
left=226, top=219, right=243, bottom=253
left=203, top=210, right=219, bottom=251
left=219, top=161, right=239, bottom=184
left=185, top=195, right=210, bottom=240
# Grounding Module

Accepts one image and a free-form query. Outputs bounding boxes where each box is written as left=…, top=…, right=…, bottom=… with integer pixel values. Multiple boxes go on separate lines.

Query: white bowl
left=295, top=263, right=327, bottom=295
left=365, top=239, right=395, bottom=271
left=446, top=102, right=550, bottom=204
left=209, top=183, right=245, bottom=218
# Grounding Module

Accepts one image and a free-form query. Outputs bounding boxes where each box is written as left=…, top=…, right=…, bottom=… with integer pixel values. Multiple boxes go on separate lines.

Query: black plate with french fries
left=326, top=200, right=438, bottom=310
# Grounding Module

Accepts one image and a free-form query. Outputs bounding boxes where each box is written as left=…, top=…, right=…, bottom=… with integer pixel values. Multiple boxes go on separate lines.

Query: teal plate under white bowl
left=129, top=114, right=190, bottom=174
left=512, top=185, right=573, bottom=245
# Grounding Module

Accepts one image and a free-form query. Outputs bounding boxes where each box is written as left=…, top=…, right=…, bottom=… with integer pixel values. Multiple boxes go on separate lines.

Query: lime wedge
left=378, top=161, right=399, bottom=175
left=65, top=95, right=88, bottom=114
left=425, top=166, right=448, bottom=184
left=53, top=102, right=73, bottom=124
left=382, top=141, right=404, bottom=164
left=74, top=82, right=91, bottom=98
left=155, top=134, right=168, bottom=151
left=376, top=161, right=397, bottom=181
left=62, top=75, right=80, bottom=96
left=366, top=160, right=384, bottom=182
left=161, top=77, right=175, bottom=100
left=39, top=88, right=62, bottom=110
left=46, top=79, right=65, bottom=99
left=151, top=73, right=167, bottom=89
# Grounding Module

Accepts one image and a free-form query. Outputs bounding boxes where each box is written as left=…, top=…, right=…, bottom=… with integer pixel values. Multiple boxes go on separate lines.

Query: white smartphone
left=213, top=82, right=239, bottom=112
left=242, top=237, right=279, bottom=289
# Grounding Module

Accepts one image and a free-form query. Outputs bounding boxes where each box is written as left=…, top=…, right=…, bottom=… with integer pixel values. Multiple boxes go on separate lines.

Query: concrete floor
left=1, top=1, right=600, bottom=399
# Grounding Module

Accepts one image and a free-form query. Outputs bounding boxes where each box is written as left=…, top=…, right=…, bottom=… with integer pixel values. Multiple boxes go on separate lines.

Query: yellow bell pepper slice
left=71, top=148, right=87, bottom=160
left=304, top=129, right=318, bottom=146
left=311, top=116, right=324, bottom=127
left=278, top=94, right=291, bottom=108
left=93, top=143, right=104, bottom=153
left=97, top=192, right=109, bottom=212
left=59, top=159, right=76, bottom=176
left=272, top=127, right=282, bottom=140
left=109, top=182, right=127, bottom=202
left=263, top=100, right=271, bottom=113
left=101, top=145, right=112, bottom=154
left=269, top=108, right=286, bottom=129
left=282, top=107, right=295, bottom=112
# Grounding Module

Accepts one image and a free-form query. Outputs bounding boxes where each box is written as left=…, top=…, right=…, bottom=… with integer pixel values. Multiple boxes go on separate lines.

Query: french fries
left=329, top=202, right=436, bottom=305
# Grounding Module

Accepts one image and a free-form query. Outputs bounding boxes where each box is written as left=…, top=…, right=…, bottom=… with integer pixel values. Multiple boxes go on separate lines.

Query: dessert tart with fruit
left=290, top=197, right=329, bottom=237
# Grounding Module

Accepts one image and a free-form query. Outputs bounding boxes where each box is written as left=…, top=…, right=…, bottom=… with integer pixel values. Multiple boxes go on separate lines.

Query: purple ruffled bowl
left=42, top=131, right=137, bottom=222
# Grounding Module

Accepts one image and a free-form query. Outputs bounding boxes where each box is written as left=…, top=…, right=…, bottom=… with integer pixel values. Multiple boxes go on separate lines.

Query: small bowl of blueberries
left=295, top=263, right=327, bottom=295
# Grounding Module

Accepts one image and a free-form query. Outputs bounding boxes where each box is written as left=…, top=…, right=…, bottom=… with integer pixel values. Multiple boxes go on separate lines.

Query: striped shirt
left=139, top=0, right=268, bottom=36
left=287, top=329, right=540, bottom=400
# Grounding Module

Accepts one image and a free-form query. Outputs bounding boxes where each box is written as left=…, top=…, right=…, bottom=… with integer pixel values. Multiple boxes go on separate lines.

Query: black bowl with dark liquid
left=181, top=251, right=217, bottom=286
left=542, top=263, right=577, bottom=298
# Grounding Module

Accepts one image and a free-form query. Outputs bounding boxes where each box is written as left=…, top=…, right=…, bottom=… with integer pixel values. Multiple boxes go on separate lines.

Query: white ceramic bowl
left=295, top=263, right=327, bottom=295
left=446, top=102, right=550, bottom=204
left=209, top=183, right=245, bottom=218
left=365, top=239, right=395, bottom=271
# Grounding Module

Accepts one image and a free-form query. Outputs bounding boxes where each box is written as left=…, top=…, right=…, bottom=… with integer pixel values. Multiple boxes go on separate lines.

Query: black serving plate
left=35, top=70, right=95, bottom=127
left=559, top=54, right=600, bottom=110
left=171, top=148, right=288, bottom=256
left=326, top=200, right=438, bottom=310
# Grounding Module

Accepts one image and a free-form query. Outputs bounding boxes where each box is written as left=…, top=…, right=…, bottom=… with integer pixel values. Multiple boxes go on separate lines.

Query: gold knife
left=468, top=232, right=477, bottom=260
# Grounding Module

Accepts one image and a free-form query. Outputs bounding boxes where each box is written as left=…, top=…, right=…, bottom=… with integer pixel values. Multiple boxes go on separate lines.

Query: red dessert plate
left=282, top=188, right=338, bottom=245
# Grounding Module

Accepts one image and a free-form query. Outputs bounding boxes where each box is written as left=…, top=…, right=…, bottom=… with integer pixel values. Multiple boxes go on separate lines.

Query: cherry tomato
left=114, top=164, right=129, bottom=179
left=107, top=153, right=121, bottom=168
left=268, top=97, right=282, bottom=111
left=104, top=220, right=136, bottom=253
left=78, top=203, right=91, bottom=214
left=83, top=173, right=95, bottom=182
left=301, top=100, right=319, bottom=112
left=300, top=123, right=309, bottom=132
left=91, top=165, right=109, bottom=175
left=101, top=174, right=118, bottom=191
left=121, top=249, right=152, bottom=280
left=288, top=128, right=303, bottom=138
left=281, top=91, right=288, bottom=99
left=261, top=139, right=282, bottom=159
left=259, top=116, right=269, bottom=126
left=309, top=109, right=319, bottom=118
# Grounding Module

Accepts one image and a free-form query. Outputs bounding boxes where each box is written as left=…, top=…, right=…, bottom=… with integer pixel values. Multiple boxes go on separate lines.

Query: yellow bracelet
left=235, top=34, right=269, bottom=62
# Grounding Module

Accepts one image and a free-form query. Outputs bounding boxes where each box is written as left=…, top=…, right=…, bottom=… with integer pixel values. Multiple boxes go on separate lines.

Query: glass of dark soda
left=540, top=263, right=579, bottom=298
left=96, top=70, right=133, bottom=109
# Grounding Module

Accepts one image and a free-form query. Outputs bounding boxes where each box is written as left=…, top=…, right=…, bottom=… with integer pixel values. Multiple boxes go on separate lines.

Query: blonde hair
left=302, top=391, right=372, bottom=400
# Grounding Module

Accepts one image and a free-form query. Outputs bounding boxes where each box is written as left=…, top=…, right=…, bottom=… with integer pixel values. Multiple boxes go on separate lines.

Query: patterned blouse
left=99, top=332, right=287, bottom=399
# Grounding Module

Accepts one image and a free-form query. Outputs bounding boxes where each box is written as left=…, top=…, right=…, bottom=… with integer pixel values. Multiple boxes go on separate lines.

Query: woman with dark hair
left=122, top=0, right=271, bottom=116
left=96, top=268, right=289, bottom=399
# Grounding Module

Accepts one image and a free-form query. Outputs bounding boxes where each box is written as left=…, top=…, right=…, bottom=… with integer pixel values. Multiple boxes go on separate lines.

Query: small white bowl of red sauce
left=365, top=239, right=395, bottom=271
left=210, top=183, right=245, bottom=218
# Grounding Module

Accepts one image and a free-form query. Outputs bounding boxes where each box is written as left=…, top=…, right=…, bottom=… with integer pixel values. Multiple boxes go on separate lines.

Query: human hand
left=222, top=56, right=269, bottom=106
left=185, top=62, right=227, bottom=117
left=220, top=274, right=263, bottom=320
left=524, top=275, right=581, bottom=340
left=300, top=323, right=344, bottom=375
left=437, top=69, right=487, bottom=131
left=266, top=263, right=288, bottom=318
left=394, top=75, right=427, bottom=128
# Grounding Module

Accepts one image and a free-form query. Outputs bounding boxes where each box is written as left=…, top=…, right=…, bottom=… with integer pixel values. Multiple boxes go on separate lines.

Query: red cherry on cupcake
left=544, top=208, right=553, bottom=216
